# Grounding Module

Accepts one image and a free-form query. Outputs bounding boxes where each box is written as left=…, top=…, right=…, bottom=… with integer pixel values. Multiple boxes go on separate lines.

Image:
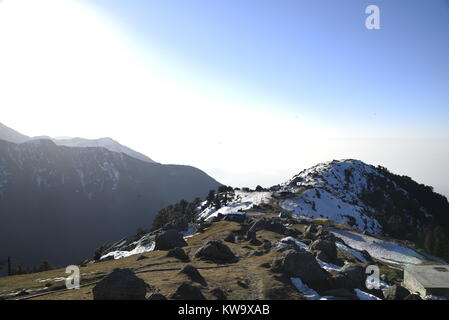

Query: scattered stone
left=167, top=247, right=190, bottom=262
left=237, top=280, right=249, bottom=288
left=383, top=284, right=410, bottom=300
left=179, top=265, right=207, bottom=286
left=147, top=292, right=167, bottom=300
left=154, top=229, right=187, bottom=250
left=195, top=240, right=238, bottom=263
left=92, top=268, right=149, bottom=300
left=260, top=262, right=271, bottom=268
left=262, top=240, right=272, bottom=251
left=211, top=288, right=227, bottom=300
left=248, top=250, right=264, bottom=257
left=171, top=282, right=206, bottom=300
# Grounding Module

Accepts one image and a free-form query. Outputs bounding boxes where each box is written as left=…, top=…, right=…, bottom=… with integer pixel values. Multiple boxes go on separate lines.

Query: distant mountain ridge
left=0, top=121, right=155, bottom=164
left=53, top=137, right=156, bottom=163
left=0, top=124, right=221, bottom=271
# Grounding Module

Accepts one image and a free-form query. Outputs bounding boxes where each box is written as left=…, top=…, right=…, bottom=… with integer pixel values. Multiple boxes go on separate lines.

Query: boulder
left=315, top=250, right=330, bottom=263
left=272, top=250, right=330, bottom=288
left=383, top=285, right=410, bottom=300
left=211, top=288, right=227, bottom=300
left=195, top=240, right=238, bottom=263
left=248, top=219, right=269, bottom=233
left=154, top=229, right=187, bottom=251
left=284, top=228, right=301, bottom=238
left=167, top=247, right=190, bottom=262
left=179, top=265, right=206, bottom=286
left=92, top=268, right=149, bottom=300
left=316, top=229, right=336, bottom=242
left=332, top=264, right=366, bottom=290
left=262, top=240, right=272, bottom=251
left=310, top=239, right=337, bottom=263
left=170, top=282, right=206, bottom=300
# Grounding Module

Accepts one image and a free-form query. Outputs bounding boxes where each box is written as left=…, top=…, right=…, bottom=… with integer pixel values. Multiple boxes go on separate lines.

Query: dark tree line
left=362, top=166, right=449, bottom=260
left=151, top=186, right=234, bottom=231
left=4, top=260, right=53, bottom=276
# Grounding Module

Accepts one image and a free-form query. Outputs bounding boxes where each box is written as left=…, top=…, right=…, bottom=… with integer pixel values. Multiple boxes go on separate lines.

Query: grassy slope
left=1, top=221, right=303, bottom=300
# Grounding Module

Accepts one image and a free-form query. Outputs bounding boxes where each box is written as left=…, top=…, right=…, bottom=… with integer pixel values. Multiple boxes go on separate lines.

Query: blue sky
left=1, top=0, right=448, bottom=195
left=85, top=0, right=449, bottom=132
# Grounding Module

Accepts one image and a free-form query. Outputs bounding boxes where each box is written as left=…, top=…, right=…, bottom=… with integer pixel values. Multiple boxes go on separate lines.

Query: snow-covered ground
left=330, top=228, right=426, bottom=265
left=281, top=187, right=382, bottom=234
left=280, top=159, right=426, bottom=235
left=100, top=224, right=198, bottom=260
left=292, top=277, right=380, bottom=300
left=198, top=191, right=272, bottom=221
left=290, top=277, right=325, bottom=300
left=100, top=236, right=155, bottom=260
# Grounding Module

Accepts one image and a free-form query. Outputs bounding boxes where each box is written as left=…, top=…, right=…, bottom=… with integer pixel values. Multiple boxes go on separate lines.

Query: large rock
left=92, top=268, right=149, bottom=300
left=195, top=240, right=238, bottom=263
left=154, top=230, right=187, bottom=251
left=170, top=282, right=206, bottom=300
left=179, top=265, right=207, bottom=286
left=310, top=239, right=337, bottom=263
left=167, top=247, right=190, bottom=262
left=211, top=288, right=227, bottom=300
left=248, top=218, right=287, bottom=235
left=383, top=284, right=410, bottom=300
left=272, top=250, right=330, bottom=288
left=332, top=264, right=366, bottom=290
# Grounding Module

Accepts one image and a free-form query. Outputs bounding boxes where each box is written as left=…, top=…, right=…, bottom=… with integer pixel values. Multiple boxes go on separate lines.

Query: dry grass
left=1, top=221, right=304, bottom=300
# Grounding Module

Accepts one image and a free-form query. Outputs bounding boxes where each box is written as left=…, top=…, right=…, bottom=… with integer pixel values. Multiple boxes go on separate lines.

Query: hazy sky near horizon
left=1, top=0, right=448, bottom=196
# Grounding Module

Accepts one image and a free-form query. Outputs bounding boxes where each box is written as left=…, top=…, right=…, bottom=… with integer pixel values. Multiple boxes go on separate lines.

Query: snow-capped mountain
left=0, top=122, right=155, bottom=164
left=0, top=138, right=221, bottom=270
left=281, top=160, right=390, bottom=233
left=190, top=159, right=449, bottom=260
left=280, top=159, right=441, bottom=236
left=53, top=137, right=155, bottom=163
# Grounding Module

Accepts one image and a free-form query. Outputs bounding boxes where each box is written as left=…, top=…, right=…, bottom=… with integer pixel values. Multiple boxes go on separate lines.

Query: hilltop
left=1, top=159, right=448, bottom=300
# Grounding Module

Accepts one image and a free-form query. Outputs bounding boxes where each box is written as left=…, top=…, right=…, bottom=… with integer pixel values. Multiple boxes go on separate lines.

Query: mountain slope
left=0, top=122, right=30, bottom=143
left=53, top=137, right=156, bottom=163
left=0, top=139, right=221, bottom=270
